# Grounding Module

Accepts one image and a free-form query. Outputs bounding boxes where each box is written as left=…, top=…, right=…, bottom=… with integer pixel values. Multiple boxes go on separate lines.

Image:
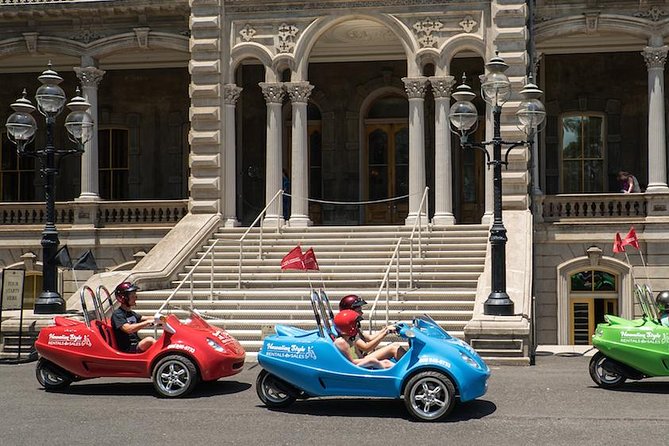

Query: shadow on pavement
left=263, top=398, right=496, bottom=422
left=596, top=381, right=669, bottom=394
left=42, top=379, right=251, bottom=398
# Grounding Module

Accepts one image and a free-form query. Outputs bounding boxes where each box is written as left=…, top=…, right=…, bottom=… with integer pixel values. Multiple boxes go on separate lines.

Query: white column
left=73, top=66, right=105, bottom=201
left=223, top=84, right=242, bottom=227
left=259, top=82, right=285, bottom=226
left=429, top=76, right=456, bottom=225
left=643, top=45, right=669, bottom=193
left=402, top=76, right=429, bottom=225
left=285, top=82, right=314, bottom=227
left=482, top=104, right=494, bottom=224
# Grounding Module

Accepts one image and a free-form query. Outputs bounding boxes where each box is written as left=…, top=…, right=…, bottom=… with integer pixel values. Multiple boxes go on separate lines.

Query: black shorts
left=123, top=342, right=139, bottom=353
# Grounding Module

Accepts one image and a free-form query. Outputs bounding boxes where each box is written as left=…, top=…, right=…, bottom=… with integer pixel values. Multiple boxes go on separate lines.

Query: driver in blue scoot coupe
left=656, top=291, right=669, bottom=326
left=338, top=294, right=406, bottom=361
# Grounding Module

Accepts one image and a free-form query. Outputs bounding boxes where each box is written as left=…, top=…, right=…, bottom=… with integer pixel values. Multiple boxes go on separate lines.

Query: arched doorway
left=363, top=95, right=409, bottom=224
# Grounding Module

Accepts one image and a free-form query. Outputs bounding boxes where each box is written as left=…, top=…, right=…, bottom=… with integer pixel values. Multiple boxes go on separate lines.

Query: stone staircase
left=133, top=224, right=489, bottom=359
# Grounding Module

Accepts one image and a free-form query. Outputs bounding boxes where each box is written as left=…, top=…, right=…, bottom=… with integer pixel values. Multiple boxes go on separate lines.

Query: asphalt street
left=1, top=354, right=668, bottom=446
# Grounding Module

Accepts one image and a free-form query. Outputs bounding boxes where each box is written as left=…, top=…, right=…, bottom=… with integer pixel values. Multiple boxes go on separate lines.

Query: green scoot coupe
left=589, top=284, right=669, bottom=389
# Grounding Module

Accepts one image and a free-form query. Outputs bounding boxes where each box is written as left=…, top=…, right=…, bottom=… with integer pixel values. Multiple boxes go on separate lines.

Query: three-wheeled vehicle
left=589, top=284, right=669, bottom=389
left=35, top=285, right=245, bottom=397
left=256, top=290, right=490, bottom=421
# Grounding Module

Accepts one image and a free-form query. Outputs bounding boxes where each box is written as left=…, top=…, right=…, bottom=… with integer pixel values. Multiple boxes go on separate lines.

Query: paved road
left=1, top=354, right=668, bottom=446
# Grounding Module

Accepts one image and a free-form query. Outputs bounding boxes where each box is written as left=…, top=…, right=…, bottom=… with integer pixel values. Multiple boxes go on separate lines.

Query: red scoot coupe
left=34, top=286, right=245, bottom=397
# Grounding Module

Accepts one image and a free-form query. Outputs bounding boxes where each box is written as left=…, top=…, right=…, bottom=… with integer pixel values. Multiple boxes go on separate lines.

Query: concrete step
left=135, top=299, right=475, bottom=311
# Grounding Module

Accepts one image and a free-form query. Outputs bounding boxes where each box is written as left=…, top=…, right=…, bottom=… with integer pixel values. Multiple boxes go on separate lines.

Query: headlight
left=460, top=351, right=480, bottom=368
left=207, top=338, right=228, bottom=353
left=594, top=327, right=603, bottom=337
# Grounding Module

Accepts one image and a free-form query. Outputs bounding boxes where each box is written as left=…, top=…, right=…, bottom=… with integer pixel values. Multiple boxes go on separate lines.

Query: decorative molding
left=584, top=12, right=599, bottom=34
left=402, top=77, right=428, bottom=99
left=74, top=66, right=106, bottom=88
left=134, top=27, right=150, bottom=49
left=428, top=76, right=455, bottom=98
left=459, top=15, right=477, bottom=33
left=240, top=23, right=256, bottom=42
left=413, top=17, right=443, bottom=48
left=277, top=22, right=299, bottom=53
left=642, top=45, right=668, bottom=69
left=259, top=82, right=285, bottom=104
left=634, top=6, right=668, bottom=22
left=285, top=82, right=314, bottom=104
left=22, top=32, right=38, bottom=53
left=70, top=27, right=104, bottom=44
left=223, top=84, right=243, bottom=105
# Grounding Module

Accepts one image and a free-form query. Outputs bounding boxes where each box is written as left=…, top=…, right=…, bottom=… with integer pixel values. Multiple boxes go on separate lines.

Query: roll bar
left=96, top=285, right=114, bottom=323
left=634, top=284, right=660, bottom=323
left=79, top=285, right=96, bottom=327
left=309, top=289, right=325, bottom=338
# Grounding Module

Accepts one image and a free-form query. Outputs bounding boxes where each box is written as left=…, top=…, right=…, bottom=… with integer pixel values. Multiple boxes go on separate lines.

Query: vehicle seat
left=94, top=320, right=117, bottom=349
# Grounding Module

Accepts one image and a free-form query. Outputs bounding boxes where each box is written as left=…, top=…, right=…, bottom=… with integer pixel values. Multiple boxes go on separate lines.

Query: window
left=22, top=272, right=42, bottom=310
left=561, top=113, right=605, bottom=193
left=98, top=129, right=129, bottom=200
left=0, top=132, right=35, bottom=201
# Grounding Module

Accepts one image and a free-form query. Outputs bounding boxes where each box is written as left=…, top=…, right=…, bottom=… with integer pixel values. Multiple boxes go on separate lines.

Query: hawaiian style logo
left=47, top=333, right=92, bottom=347
left=265, top=343, right=317, bottom=360
left=167, top=343, right=196, bottom=354
left=620, top=330, right=669, bottom=345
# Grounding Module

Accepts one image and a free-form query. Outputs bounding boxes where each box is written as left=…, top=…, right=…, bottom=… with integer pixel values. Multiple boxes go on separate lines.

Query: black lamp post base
left=33, top=291, right=66, bottom=314
left=483, top=292, right=515, bottom=316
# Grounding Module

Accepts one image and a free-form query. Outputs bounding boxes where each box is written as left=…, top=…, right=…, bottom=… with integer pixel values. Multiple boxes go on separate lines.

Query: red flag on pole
left=622, top=227, right=640, bottom=250
left=303, top=247, right=320, bottom=271
left=280, top=246, right=305, bottom=270
left=613, top=233, right=624, bottom=253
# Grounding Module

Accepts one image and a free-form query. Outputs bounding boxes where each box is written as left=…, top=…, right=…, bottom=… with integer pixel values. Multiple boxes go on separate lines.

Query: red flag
left=303, top=247, right=319, bottom=271
left=280, top=246, right=305, bottom=270
left=613, top=233, right=624, bottom=253
left=622, top=227, right=640, bottom=250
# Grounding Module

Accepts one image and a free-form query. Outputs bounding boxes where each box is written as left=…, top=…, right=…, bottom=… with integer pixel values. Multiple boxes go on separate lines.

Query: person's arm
left=334, top=338, right=356, bottom=362
left=120, top=313, right=153, bottom=334
left=625, top=177, right=634, bottom=193
left=354, top=325, right=394, bottom=353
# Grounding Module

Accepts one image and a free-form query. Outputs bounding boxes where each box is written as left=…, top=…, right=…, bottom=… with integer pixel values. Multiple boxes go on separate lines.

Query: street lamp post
left=5, top=65, right=93, bottom=314
left=449, top=54, right=545, bottom=316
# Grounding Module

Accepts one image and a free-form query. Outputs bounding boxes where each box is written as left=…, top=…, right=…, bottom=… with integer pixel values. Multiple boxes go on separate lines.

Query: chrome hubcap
left=411, top=378, right=448, bottom=419
left=158, top=362, right=189, bottom=394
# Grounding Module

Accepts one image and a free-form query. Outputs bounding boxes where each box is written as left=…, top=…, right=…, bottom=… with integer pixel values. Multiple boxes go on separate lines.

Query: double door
left=364, top=123, right=409, bottom=224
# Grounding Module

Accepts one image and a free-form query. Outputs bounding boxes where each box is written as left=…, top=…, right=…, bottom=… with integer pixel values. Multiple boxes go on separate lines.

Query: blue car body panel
left=258, top=316, right=490, bottom=402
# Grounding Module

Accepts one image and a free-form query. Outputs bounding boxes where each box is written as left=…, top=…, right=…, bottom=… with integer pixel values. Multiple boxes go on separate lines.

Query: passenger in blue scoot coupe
left=656, top=290, right=669, bottom=326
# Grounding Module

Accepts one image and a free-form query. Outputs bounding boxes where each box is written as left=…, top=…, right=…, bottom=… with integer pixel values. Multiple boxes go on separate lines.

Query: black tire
left=36, top=358, right=72, bottom=391
left=403, top=371, right=456, bottom=421
left=152, top=354, right=199, bottom=398
left=256, top=369, right=296, bottom=408
left=589, top=351, right=627, bottom=389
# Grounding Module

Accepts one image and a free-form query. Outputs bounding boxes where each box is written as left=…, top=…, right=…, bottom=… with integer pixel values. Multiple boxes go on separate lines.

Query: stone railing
left=539, top=193, right=647, bottom=222
left=0, top=199, right=188, bottom=227
left=0, top=0, right=110, bottom=4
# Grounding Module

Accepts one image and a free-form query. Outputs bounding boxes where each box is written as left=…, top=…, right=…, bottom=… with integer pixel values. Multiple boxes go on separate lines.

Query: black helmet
left=656, top=290, right=669, bottom=312
left=114, top=281, right=139, bottom=305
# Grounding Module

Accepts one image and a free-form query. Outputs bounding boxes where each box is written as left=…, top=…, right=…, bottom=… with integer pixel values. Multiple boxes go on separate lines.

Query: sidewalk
left=535, top=345, right=596, bottom=357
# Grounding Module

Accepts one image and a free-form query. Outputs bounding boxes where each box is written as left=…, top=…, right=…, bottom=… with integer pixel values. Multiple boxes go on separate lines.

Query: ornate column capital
left=428, top=76, right=456, bottom=98
left=642, top=45, right=668, bottom=69
left=74, top=66, right=105, bottom=88
left=223, top=84, right=243, bottom=104
left=402, top=76, right=429, bottom=99
left=284, top=82, right=314, bottom=104
left=259, top=82, right=285, bottom=104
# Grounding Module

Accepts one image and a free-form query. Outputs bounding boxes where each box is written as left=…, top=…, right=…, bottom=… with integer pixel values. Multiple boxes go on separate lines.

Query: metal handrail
left=408, top=186, right=430, bottom=288
left=368, top=238, right=403, bottom=333
left=156, top=238, right=220, bottom=317
left=238, top=189, right=284, bottom=288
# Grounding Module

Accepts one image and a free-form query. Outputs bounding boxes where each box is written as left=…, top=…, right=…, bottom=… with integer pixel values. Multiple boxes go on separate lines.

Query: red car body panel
left=35, top=312, right=245, bottom=382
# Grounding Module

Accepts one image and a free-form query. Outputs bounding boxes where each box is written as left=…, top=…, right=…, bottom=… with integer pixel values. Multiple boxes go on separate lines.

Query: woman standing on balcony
left=617, top=171, right=641, bottom=193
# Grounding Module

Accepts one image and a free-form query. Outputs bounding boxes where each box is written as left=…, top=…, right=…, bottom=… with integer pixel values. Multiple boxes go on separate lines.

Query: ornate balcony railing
left=539, top=193, right=647, bottom=222
left=0, top=200, right=188, bottom=226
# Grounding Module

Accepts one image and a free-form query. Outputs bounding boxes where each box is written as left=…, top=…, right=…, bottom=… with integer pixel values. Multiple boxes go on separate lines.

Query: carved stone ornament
left=634, top=7, right=668, bottom=22
left=134, top=27, right=150, bottom=49
left=259, top=82, right=285, bottom=104
left=584, top=12, right=599, bottom=34
left=413, top=17, right=444, bottom=48
left=428, top=76, right=456, bottom=98
left=277, top=23, right=299, bottom=53
left=402, top=77, right=429, bottom=99
left=74, top=66, right=106, bottom=88
left=224, top=84, right=243, bottom=105
left=240, top=24, right=256, bottom=42
left=23, top=32, right=38, bottom=54
left=285, top=82, right=314, bottom=104
left=71, top=28, right=103, bottom=44
left=642, top=46, right=668, bottom=69
left=459, top=15, right=478, bottom=33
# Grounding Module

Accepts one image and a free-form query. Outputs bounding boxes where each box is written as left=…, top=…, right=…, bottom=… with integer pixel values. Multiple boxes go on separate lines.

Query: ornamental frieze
left=634, top=6, right=667, bottom=22
left=402, top=13, right=481, bottom=49
left=642, top=46, right=668, bottom=69
left=277, top=23, right=299, bottom=53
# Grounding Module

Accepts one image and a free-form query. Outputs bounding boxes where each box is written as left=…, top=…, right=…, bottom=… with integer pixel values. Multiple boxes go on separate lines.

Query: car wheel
left=589, top=352, right=627, bottom=389
left=36, top=358, right=72, bottom=391
left=256, top=369, right=296, bottom=408
left=152, top=354, right=199, bottom=398
left=403, top=371, right=456, bottom=421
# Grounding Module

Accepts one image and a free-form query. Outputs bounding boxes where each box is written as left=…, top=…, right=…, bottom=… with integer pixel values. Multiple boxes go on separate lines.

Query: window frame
left=559, top=111, right=607, bottom=193
left=98, top=127, right=130, bottom=200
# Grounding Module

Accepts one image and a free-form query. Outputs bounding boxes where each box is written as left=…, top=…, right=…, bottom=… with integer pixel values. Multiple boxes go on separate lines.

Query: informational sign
left=1, top=269, right=25, bottom=311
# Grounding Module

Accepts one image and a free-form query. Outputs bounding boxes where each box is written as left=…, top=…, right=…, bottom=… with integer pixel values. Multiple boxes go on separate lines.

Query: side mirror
left=405, top=329, right=416, bottom=339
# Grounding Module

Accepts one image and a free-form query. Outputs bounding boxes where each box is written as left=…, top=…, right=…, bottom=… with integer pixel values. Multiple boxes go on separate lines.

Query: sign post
left=1, top=269, right=26, bottom=359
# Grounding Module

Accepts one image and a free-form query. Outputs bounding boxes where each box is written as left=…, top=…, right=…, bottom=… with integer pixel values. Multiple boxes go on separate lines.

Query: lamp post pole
left=449, top=54, right=545, bottom=316
left=5, top=65, right=93, bottom=314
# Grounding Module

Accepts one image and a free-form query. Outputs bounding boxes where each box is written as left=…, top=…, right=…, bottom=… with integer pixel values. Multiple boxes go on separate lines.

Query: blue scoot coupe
left=256, top=291, right=490, bottom=421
